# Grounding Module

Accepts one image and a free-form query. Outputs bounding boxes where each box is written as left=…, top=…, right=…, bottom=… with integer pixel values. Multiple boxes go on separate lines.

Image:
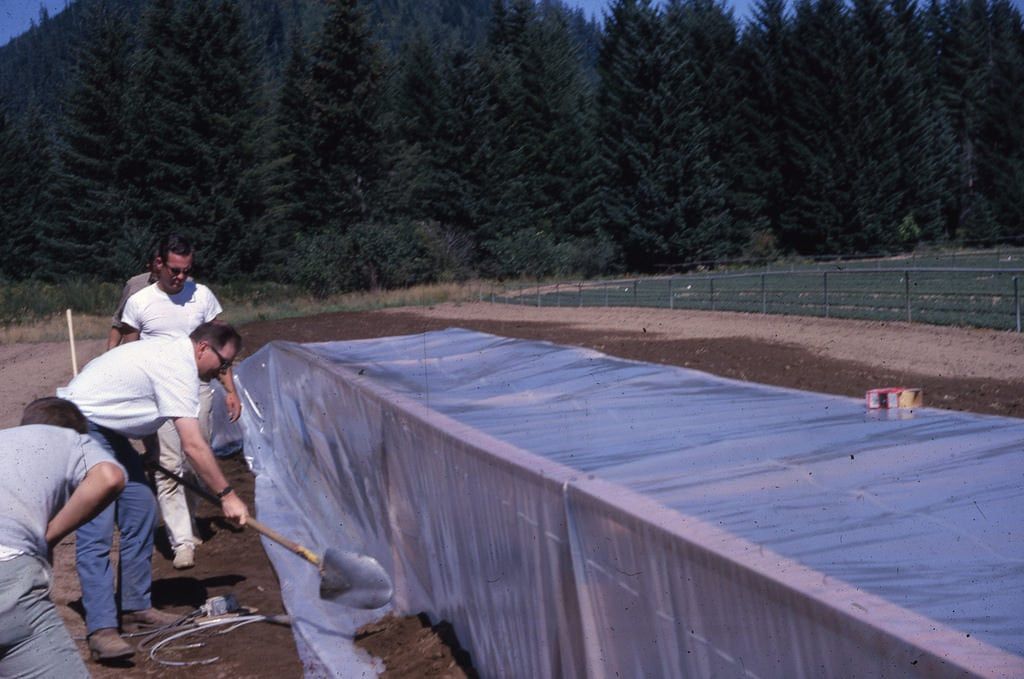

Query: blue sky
left=2, top=0, right=70, bottom=46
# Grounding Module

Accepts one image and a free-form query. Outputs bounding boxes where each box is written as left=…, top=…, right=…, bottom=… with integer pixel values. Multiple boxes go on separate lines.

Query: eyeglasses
left=208, top=344, right=233, bottom=372
left=167, top=266, right=192, bottom=277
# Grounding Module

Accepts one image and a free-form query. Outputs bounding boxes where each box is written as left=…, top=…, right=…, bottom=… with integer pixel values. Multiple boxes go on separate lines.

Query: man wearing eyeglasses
left=57, top=321, right=248, bottom=662
left=115, top=233, right=241, bottom=572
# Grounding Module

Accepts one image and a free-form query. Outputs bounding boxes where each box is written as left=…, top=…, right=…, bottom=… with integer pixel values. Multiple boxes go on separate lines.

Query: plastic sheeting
left=230, top=329, right=1024, bottom=678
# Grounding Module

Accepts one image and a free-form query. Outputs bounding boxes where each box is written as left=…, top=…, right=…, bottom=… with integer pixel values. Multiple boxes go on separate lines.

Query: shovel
left=150, top=462, right=393, bottom=609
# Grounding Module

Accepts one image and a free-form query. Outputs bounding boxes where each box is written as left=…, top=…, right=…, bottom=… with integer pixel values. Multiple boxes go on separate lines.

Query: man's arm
left=106, top=325, right=139, bottom=351
left=173, top=416, right=248, bottom=524
left=218, top=367, right=242, bottom=422
left=45, top=462, right=125, bottom=549
left=106, top=327, right=123, bottom=351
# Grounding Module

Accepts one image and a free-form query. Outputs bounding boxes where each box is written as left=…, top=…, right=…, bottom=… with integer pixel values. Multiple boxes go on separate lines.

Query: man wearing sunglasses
left=116, top=234, right=241, bottom=572
left=57, top=321, right=248, bottom=662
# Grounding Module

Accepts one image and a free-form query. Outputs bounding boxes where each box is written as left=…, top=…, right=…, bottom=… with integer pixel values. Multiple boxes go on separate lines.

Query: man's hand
left=219, top=367, right=242, bottom=422
left=175, top=416, right=249, bottom=524
left=220, top=492, right=248, bottom=525
left=224, top=391, right=242, bottom=422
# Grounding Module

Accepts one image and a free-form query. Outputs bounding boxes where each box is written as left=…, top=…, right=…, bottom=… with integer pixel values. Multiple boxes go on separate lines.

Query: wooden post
left=66, top=309, right=78, bottom=377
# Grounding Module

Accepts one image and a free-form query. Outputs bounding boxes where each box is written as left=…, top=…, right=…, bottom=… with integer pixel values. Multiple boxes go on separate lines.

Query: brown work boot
left=87, top=628, right=134, bottom=661
left=121, top=607, right=183, bottom=632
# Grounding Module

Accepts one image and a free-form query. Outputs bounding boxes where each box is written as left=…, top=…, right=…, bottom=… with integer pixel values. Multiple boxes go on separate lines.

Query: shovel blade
left=319, top=548, right=393, bottom=609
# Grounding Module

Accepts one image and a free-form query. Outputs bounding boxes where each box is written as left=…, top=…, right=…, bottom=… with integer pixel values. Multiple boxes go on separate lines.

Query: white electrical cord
left=145, top=614, right=289, bottom=668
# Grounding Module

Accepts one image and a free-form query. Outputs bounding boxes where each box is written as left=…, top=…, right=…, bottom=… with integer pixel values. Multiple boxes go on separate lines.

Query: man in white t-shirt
left=0, top=398, right=125, bottom=675
left=57, top=321, right=248, bottom=662
left=117, top=233, right=241, bottom=570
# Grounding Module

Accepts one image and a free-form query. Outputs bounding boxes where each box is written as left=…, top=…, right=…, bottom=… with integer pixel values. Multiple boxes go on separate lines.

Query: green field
left=491, top=266, right=1024, bottom=331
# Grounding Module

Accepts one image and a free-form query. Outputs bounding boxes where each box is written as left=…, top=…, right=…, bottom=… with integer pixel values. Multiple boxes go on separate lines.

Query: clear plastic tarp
left=229, top=329, right=1024, bottom=678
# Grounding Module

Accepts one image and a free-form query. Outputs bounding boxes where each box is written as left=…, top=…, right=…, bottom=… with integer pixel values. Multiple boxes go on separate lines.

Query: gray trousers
left=0, top=555, right=89, bottom=678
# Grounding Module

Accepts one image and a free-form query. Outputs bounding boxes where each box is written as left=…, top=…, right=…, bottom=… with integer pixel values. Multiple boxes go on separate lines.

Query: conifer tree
left=433, top=43, right=494, bottom=238
left=596, top=0, right=731, bottom=270
left=123, top=0, right=263, bottom=277
left=306, top=0, right=387, bottom=229
left=593, top=0, right=669, bottom=270
left=931, top=0, right=999, bottom=240
left=0, top=106, right=43, bottom=280
left=973, top=0, right=1024, bottom=240
left=49, top=4, right=137, bottom=277
left=737, top=0, right=789, bottom=254
left=122, top=0, right=192, bottom=250
left=259, top=33, right=317, bottom=275
left=780, top=0, right=854, bottom=253
left=883, top=0, right=956, bottom=244
left=177, top=0, right=264, bottom=275
left=476, top=0, right=597, bottom=276
left=382, top=30, right=449, bottom=221
left=662, top=0, right=744, bottom=260
left=12, top=105, right=57, bottom=278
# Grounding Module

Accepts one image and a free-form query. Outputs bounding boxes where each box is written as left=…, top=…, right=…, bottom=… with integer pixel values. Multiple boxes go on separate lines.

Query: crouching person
left=0, top=397, right=126, bottom=677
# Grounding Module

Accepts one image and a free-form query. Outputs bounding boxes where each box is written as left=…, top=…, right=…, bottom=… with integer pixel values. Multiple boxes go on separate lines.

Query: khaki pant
left=148, top=382, right=214, bottom=551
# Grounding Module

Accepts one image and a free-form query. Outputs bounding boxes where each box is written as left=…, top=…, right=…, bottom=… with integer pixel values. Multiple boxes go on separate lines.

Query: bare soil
left=4, top=304, right=1021, bottom=677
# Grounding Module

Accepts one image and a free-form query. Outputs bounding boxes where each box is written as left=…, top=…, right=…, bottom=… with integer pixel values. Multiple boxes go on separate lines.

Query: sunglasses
left=208, top=344, right=233, bottom=372
left=167, top=266, right=192, bottom=277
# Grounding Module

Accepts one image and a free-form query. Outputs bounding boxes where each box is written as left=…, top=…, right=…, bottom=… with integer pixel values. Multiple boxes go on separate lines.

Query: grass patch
left=1, top=281, right=481, bottom=345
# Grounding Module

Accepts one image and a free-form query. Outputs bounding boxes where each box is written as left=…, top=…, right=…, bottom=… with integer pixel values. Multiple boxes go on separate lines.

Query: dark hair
left=190, top=320, right=242, bottom=353
left=157, top=233, right=194, bottom=263
left=20, top=397, right=88, bottom=434
left=147, top=239, right=161, bottom=266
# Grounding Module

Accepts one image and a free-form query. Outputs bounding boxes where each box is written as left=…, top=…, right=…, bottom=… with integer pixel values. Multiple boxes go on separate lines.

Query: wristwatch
left=216, top=485, right=234, bottom=499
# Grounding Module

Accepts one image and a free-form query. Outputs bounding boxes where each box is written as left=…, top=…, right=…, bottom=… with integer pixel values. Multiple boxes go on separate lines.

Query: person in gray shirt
left=107, top=244, right=159, bottom=351
left=0, top=398, right=126, bottom=676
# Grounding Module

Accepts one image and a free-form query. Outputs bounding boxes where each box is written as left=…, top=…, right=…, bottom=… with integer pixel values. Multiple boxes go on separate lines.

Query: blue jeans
left=0, top=555, right=89, bottom=678
left=76, top=422, right=157, bottom=634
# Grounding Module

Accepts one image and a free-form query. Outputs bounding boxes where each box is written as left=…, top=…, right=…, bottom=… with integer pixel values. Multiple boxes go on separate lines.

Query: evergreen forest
left=0, top=0, right=1022, bottom=293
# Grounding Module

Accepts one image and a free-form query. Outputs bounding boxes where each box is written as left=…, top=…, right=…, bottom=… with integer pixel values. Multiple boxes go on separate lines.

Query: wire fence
left=482, top=267, right=1024, bottom=332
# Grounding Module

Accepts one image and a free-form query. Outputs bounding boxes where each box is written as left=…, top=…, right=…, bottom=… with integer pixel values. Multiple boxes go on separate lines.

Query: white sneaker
left=173, top=544, right=196, bottom=570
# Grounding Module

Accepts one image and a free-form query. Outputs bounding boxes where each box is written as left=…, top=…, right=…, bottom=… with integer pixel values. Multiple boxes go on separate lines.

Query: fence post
left=710, top=278, right=715, bottom=311
left=669, top=277, right=674, bottom=310
left=537, top=282, right=541, bottom=307
left=761, top=273, right=767, bottom=314
left=604, top=282, right=609, bottom=307
left=824, top=271, right=829, bottom=318
left=634, top=280, right=639, bottom=306
left=905, top=270, right=911, bottom=323
left=555, top=283, right=560, bottom=308
left=578, top=282, right=583, bottom=308
left=1015, top=276, right=1020, bottom=332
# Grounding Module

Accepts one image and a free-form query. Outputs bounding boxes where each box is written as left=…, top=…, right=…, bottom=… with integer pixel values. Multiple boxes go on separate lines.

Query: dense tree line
left=0, top=0, right=1021, bottom=292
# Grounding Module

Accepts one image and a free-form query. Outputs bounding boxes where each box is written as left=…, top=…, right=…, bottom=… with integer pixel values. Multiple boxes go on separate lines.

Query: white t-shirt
left=121, top=280, right=223, bottom=340
left=57, top=337, right=200, bottom=438
left=0, top=424, right=124, bottom=560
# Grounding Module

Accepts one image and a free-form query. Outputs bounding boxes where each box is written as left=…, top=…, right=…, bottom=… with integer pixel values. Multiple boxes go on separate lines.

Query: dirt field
left=4, top=304, right=1022, bottom=677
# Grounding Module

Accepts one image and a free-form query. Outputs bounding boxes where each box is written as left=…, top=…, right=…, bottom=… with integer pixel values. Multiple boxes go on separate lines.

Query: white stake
left=66, top=308, right=78, bottom=377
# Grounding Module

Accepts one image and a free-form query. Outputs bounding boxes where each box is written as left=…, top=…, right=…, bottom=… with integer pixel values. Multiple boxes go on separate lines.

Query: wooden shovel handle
left=244, top=517, right=321, bottom=567
left=150, top=461, right=321, bottom=567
